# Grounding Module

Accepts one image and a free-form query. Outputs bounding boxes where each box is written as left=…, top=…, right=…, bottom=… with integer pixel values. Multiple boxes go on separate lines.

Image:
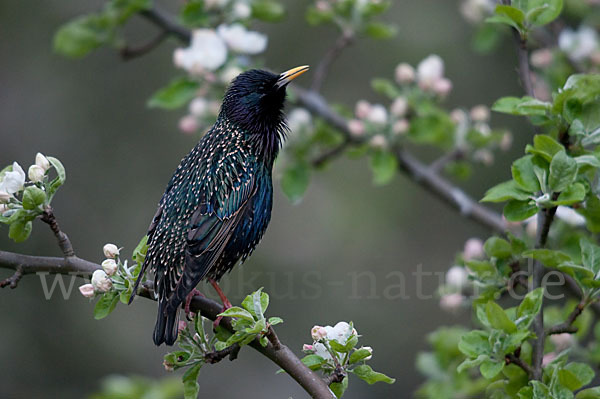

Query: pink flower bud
left=79, top=284, right=95, bottom=298
left=542, top=352, right=557, bottom=367
left=178, top=320, right=188, bottom=333
left=163, top=360, right=175, bottom=372
left=311, top=325, right=327, bottom=341
left=500, top=132, right=513, bottom=151
left=303, top=344, right=315, bottom=352
left=526, top=217, right=538, bottom=238
left=473, top=149, right=493, bottom=166
left=392, top=119, right=410, bottom=135
left=347, top=119, right=365, bottom=137
left=103, top=243, right=120, bottom=259
left=446, top=266, right=468, bottom=289
left=439, top=293, right=464, bottom=313
left=395, top=63, right=415, bottom=84
left=366, top=105, right=388, bottom=125
left=432, top=78, right=453, bottom=97
left=101, top=259, right=118, bottom=276
left=355, top=100, right=372, bottom=119
left=91, top=270, right=112, bottom=293
left=463, top=238, right=484, bottom=261
left=550, top=333, right=575, bottom=351
left=530, top=48, right=553, bottom=68
left=450, top=109, right=467, bottom=124
left=0, top=191, right=11, bottom=204
left=179, top=115, right=199, bottom=134
left=470, top=105, right=490, bottom=122
left=369, top=134, right=387, bottom=149
left=316, top=0, right=331, bottom=12
left=390, top=97, right=408, bottom=117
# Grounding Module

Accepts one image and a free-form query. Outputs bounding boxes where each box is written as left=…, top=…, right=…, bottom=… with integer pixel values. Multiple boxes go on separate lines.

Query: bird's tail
left=154, top=298, right=180, bottom=346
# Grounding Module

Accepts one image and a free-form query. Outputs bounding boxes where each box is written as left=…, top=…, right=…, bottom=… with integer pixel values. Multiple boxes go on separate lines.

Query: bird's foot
left=208, top=278, right=232, bottom=329
left=184, top=289, right=204, bottom=320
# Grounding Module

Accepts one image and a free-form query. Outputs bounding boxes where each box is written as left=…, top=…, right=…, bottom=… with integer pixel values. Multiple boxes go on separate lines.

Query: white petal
left=217, top=24, right=267, bottom=55
left=174, top=30, right=228, bottom=72
left=0, top=162, right=25, bottom=194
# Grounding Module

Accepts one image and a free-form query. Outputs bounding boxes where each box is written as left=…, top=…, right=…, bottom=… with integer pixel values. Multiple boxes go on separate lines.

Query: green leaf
left=495, top=5, right=525, bottom=26
left=370, top=150, right=397, bottom=186
left=8, top=219, right=32, bottom=243
left=53, top=15, right=115, bottom=58
left=522, top=249, right=572, bottom=267
left=301, top=354, right=326, bottom=371
left=457, top=355, right=488, bottom=373
left=480, top=358, right=505, bottom=379
left=330, top=375, right=348, bottom=398
left=148, top=77, right=200, bottom=110
left=182, top=363, right=202, bottom=399
left=93, top=291, right=119, bottom=320
left=574, top=155, right=600, bottom=169
left=22, top=187, right=46, bottom=210
left=551, top=183, right=585, bottom=206
left=241, top=288, right=269, bottom=319
left=371, top=78, right=401, bottom=99
left=486, top=14, right=523, bottom=31
left=268, top=316, right=283, bottom=326
left=504, top=200, right=538, bottom=221
left=492, top=96, right=550, bottom=116
left=484, top=237, right=513, bottom=258
left=459, top=330, right=491, bottom=358
left=517, top=287, right=544, bottom=328
left=481, top=180, right=532, bottom=202
left=180, top=1, right=207, bottom=27
left=352, top=365, right=395, bottom=384
left=512, top=155, right=541, bottom=192
left=251, top=1, right=285, bottom=22
left=577, top=387, right=600, bottom=399
left=485, top=301, right=517, bottom=333
left=580, top=237, right=600, bottom=275
left=559, top=362, right=594, bottom=391
left=350, top=348, right=373, bottom=364
left=364, top=22, right=397, bottom=39
left=46, top=156, right=66, bottom=200
left=548, top=151, right=577, bottom=192
left=465, top=260, right=496, bottom=278
left=218, top=306, right=255, bottom=322
left=281, top=162, right=310, bottom=204
left=525, top=0, right=563, bottom=26
left=527, top=135, right=564, bottom=162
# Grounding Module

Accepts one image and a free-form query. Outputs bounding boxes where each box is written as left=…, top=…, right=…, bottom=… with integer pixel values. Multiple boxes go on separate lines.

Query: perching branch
left=0, top=250, right=335, bottom=399
left=139, top=7, right=191, bottom=43
left=40, top=206, right=75, bottom=257
left=120, top=30, right=169, bottom=61
left=546, top=301, right=586, bottom=336
left=505, top=352, right=534, bottom=379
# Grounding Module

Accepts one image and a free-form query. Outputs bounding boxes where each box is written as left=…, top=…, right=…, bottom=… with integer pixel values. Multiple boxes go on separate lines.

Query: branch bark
left=0, top=251, right=335, bottom=399
left=310, top=31, right=354, bottom=92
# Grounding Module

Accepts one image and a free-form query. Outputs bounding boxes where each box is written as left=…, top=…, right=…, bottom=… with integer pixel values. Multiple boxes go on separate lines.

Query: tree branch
left=293, top=87, right=508, bottom=233
left=120, top=31, right=169, bottom=61
left=546, top=301, right=585, bottom=336
left=311, top=31, right=354, bottom=92
left=139, top=7, right=191, bottom=44
left=41, top=207, right=75, bottom=257
left=506, top=352, right=533, bottom=379
left=0, top=251, right=335, bottom=399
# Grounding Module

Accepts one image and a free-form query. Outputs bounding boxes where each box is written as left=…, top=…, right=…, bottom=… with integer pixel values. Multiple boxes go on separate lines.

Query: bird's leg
left=208, top=278, right=232, bottom=328
left=184, top=289, right=204, bottom=320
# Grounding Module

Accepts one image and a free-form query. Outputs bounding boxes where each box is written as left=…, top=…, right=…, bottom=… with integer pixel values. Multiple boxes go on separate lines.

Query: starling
left=130, top=66, right=310, bottom=346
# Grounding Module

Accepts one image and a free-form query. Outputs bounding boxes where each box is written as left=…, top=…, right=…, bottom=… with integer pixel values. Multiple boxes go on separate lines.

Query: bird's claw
left=184, top=289, right=204, bottom=320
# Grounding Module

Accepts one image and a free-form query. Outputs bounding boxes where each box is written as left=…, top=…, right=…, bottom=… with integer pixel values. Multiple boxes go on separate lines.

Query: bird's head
left=220, top=66, right=309, bottom=135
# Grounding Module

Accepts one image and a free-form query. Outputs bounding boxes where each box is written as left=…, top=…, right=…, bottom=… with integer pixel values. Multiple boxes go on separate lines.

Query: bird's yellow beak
left=276, top=65, right=310, bottom=87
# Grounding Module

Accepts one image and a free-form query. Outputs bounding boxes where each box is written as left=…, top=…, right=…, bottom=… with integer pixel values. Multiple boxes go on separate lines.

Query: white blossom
left=446, top=266, right=468, bottom=289
left=366, top=104, right=388, bottom=125
left=91, top=270, right=112, bottom=293
left=500, top=132, right=513, bottom=151
left=28, top=165, right=45, bottom=183
left=369, top=134, right=387, bottom=149
left=530, top=49, right=554, bottom=68
left=189, top=98, right=208, bottom=116
left=287, top=108, right=312, bottom=132
left=101, top=259, right=118, bottom=276
left=35, top=153, right=50, bottom=171
left=433, top=78, right=453, bottom=97
left=460, top=0, right=495, bottom=24
left=417, top=55, right=444, bottom=89
left=79, top=284, right=95, bottom=298
left=217, top=24, right=267, bottom=55
left=556, top=206, right=586, bottom=226
left=470, top=105, right=490, bottom=122
left=205, top=0, right=229, bottom=9
left=179, top=115, right=199, bottom=134
left=174, top=29, right=228, bottom=72
left=221, top=65, right=243, bottom=83
left=302, top=344, right=315, bottom=352
left=232, top=2, right=251, bottom=19
left=395, top=63, right=415, bottom=84
left=0, top=191, right=12, bottom=203
left=324, top=321, right=356, bottom=345
left=0, top=162, right=25, bottom=194
left=559, top=26, right=599, bottom=62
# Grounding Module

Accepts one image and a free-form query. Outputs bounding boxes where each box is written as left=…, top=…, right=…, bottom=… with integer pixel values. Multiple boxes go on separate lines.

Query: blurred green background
left=0, top=0, right=528, bottom=397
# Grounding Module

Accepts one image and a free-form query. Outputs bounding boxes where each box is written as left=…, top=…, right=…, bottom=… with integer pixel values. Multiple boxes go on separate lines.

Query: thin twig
left=323, top=366, right=346, bottom=386
left=265, top=325, right=282, bottom=351
left=311, top=139, right=351, bottom=168
left=429, top=149, right=465, bottom=173
left=139, top=8, right=191, bottom=43
left=40, top=207, right=75, bottom=257
left=546, top=301, right=586, bottom=336
left=0, top=266, right=23, bottom=288
left=506, top=352, right=533, bottom=379
left=204, top=343, right=241, bottom=363
left=311, top=31, right=354, bottom=92
left=120, top=31, right=169, bottom=61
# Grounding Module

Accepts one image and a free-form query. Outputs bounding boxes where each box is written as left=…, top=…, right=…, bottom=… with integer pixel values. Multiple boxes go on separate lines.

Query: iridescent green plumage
left=130, top=67, right=308, bottom=345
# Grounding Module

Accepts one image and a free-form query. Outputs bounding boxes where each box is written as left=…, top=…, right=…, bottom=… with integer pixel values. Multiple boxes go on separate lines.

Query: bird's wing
left=165, top=160, right=259, bottom=309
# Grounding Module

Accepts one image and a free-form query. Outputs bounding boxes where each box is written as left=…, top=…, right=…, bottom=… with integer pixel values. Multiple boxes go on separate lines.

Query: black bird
left=130, top=66, right=310, bottom=345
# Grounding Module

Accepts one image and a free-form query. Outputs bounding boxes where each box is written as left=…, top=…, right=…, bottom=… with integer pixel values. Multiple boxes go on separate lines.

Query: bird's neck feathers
left=220, top=105, right=288, bottom=166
